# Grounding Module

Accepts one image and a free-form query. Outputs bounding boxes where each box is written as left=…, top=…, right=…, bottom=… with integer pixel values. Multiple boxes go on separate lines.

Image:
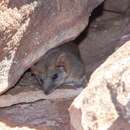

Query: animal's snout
left=43, top=79, right=55, bottom=95
left=43, top=86, right=55, bottom=95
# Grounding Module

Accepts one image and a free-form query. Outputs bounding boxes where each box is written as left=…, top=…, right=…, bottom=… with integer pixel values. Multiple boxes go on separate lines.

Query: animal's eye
left=39, top=78, right=44, bottom=84
left=52, top=73, right=58, bottom=80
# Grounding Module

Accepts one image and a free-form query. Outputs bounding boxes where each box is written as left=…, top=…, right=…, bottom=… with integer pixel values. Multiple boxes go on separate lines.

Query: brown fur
left=31, top=42, right=86, bottom=94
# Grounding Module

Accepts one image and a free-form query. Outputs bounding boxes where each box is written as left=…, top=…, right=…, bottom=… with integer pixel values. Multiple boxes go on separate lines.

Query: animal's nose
left=43, top=86, right=53, bottom=95
left=43, top=86, right=55, bottom=95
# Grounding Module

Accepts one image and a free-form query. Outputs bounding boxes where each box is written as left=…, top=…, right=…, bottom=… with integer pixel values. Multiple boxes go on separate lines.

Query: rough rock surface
left=79, top=9, right=130, bottom=78
left=0, top=100, right=72, bottom=130
left=0, top=0, right=103, bottom=94
left=69, top=35, right=130, bottom=130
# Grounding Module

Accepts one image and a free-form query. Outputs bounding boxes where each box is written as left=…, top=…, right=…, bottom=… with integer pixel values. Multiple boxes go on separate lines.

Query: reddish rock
left=0, top=0, right=104, bottom=94
left=0, top=100, right=72, bottom=130
left=69, top=35, right=130, bottom=130
left=79, top=10, right=130, bottom=77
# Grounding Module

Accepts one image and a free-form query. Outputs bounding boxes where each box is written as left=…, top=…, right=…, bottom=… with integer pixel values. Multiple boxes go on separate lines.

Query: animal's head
left=31, top=53, right=69, bottom=94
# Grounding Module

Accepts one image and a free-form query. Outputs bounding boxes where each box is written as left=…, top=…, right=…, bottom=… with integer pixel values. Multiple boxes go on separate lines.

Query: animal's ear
left=56, top=53, right=69, bottom=72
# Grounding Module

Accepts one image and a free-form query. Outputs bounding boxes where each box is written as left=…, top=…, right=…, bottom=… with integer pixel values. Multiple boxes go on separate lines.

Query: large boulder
left=69, top=34, right=130, bottom=130
left=79, top=9, right=130, bottom=77
left=0, top=0, right=104, bottom=94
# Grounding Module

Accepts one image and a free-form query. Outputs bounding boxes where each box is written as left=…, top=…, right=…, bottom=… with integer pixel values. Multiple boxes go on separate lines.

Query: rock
left=0, top=99, right=72, bottom=130
left=79, top=10, right=130, bottom=78
left=104, top=0, right=130, bottom=13
left=69, top=34, right=130, bottom=130
left=0, top=84, right=83, bottom=107
left=0, top=0, right=104, bottom=94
